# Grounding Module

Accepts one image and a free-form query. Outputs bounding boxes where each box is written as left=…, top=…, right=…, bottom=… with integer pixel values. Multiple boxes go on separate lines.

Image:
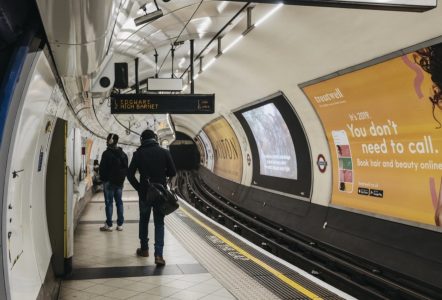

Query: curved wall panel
left=189, top=3, right=442, bottom=293
left=193, top=3, right=442, bottom=206
left=3, top=51, right=57, bottom=299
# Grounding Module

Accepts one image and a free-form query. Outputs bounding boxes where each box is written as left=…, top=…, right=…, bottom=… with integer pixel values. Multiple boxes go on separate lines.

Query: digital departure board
left=110, top=94, right=215, bottom=114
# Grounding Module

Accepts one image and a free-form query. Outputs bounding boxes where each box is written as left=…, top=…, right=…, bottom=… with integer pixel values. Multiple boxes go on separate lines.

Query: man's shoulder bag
left=144, top=179, right=179, bottom=215
left=160, top=186, right=179, bottom=215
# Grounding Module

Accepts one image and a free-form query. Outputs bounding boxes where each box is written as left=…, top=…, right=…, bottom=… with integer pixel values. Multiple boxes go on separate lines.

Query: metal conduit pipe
left=135, top=57, right=139, bottom=93
left=190, top=39, right=194, bottom=94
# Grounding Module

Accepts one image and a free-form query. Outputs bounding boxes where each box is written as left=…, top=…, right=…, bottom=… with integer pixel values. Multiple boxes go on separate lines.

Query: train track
left=175, top=171, right=440, bottom=300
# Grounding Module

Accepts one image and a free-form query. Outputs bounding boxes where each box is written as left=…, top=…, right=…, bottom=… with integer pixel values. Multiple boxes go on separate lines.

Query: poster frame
left=299, top=36, right=442, bottom=231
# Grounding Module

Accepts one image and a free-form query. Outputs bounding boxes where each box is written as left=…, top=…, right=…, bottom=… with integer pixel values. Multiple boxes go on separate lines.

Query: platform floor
left=59, top=187, right=354, bottom=300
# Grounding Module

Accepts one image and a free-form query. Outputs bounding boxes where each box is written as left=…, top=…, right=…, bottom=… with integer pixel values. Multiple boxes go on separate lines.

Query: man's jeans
left=139, top=197, right=164, bottom=257
left=103, top=182, right=124, bottom=227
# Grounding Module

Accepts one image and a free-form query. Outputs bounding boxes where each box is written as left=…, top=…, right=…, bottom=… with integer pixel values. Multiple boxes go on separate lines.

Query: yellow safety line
left=179, top=207, right=323, bottom=300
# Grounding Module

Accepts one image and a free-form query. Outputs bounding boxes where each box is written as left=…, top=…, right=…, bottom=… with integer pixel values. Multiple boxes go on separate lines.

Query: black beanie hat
left=141, top=129, right=156, bottom=141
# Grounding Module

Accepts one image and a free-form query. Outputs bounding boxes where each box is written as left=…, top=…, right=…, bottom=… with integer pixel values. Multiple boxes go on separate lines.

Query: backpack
left=109, top=150, right=128, bottom=186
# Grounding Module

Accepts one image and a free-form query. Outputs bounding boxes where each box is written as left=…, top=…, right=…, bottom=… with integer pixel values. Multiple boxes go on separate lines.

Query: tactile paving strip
left=167, top=211, right=280, bottom=300
left=166, top=202, right=346, bottom=300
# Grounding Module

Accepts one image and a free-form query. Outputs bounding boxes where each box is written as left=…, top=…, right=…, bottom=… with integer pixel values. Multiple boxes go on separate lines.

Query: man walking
left=127, top=129, right=176, bottom=266
left=99, top=133, right=128, bottom=231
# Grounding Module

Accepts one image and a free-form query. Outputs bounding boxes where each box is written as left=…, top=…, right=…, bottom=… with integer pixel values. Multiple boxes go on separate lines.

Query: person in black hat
left=127, top=129, right=176, bottom=266
left=99, top=133, right=128, bottom=231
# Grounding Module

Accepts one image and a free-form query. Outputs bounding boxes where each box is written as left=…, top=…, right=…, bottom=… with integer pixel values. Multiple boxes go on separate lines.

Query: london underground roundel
left=317, top=154, right=327, bottom=173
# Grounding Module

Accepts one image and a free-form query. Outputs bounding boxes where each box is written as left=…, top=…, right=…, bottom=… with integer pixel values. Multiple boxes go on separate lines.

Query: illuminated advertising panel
left=302, top=42, right=442, bottom=227
left=235, top=93, right=311, bottom=199
left=203, top=117, right=242, bottom=183
left=242, top=103, right=298, bottom=180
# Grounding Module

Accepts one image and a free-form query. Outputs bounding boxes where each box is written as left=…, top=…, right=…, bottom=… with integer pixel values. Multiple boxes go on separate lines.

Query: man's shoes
left=116, top=225, right=123, bottom=231
left=155, top=256, right=166, bottom=266
left=99, top=224, right=113, bottom=231
left=136, top=248, right=149, bottom=257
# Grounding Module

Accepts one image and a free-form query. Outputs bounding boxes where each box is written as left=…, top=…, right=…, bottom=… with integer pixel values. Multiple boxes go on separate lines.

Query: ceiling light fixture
left=182, top=4, right=282, bottom=88
left=202, top=57, right=217, bottom=72
left=255, top=3, right=283, bottom=27
left=134, top=0, right=163, bottom=27
left=223, top=35, right=243, bottom=54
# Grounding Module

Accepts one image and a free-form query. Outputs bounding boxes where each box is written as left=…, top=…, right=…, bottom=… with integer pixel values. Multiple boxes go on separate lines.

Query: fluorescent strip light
left=217, top=1, right=228, bottom=13
left=255, top=3, right=283, bottom=27
left=178, top=58, right=186, bottom=68
left=182, top=84, right=188, bottom=91
left=193, top=74, right=199, bottom=80
left=202, top=58, right=217, bottom=71
left=222, top=35, right=243, bottom=54
left=134, top=9, right=163, bottom=26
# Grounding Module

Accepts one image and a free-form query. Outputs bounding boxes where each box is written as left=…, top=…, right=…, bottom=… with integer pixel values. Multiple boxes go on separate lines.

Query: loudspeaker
left=114, top=63, right=128, bottom=89
left=91, top=56, right=115, bottom=93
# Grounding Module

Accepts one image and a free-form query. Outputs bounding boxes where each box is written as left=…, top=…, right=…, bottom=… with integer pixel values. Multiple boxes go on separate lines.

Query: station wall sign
left=110, top=93, right=215, bottom=114
left=316, top=154, right=327, bottom=173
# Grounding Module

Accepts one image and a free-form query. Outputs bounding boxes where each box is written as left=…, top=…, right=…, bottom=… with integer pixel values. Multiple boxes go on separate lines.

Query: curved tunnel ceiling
left=36, top=0, right=441, bottom=147
left=37, top=0, right=249, bottom=146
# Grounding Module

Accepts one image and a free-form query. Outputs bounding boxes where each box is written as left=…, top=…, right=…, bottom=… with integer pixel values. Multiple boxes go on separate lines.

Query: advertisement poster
left=85, top=138, right=94, bottom=188
left=203, top=117, right=243, bottom=183
left=303, top=43, right=442, bottom=227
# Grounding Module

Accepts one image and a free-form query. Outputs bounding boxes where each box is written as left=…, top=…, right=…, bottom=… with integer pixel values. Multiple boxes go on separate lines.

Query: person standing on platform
left=127, top=129, right=176, bottom=266
left=99, top=133, right=128, bottom=232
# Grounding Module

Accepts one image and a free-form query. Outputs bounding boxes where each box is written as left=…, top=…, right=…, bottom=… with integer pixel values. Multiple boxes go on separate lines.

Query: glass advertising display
left=242, top=103, right=298, bottom=180
left=235, top=93, right=312, bottom=199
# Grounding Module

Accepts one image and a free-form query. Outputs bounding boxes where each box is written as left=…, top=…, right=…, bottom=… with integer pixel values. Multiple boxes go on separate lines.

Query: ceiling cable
left=154, top=49, right=159, bottom=78
left=179, top=2, right=250, bottom=79
left=113, top=114, right=141, bottom=137
left=116, top=3, right=198, bottom=55
left=126, top=2, right=248, bottom=91
left=157, top=0, right=204, bottom=74
left=153, top=0, right=159, bottom=10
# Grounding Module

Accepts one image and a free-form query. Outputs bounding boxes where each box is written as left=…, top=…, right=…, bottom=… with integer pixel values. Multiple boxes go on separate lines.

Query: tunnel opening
left=169, top=131, right=200, bottom=171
